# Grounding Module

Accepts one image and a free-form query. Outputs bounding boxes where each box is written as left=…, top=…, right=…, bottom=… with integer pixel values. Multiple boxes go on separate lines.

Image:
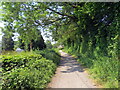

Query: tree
left=31, top=30, right=46, bottom=50
left=2, top=34, right=14, bottom=51
left=18, top=30, right=46, bottom=50
left=45, top=40, right=52, bottom=49
left=1, top=2, right=119, bottom=58
left=1, top=2, right=47, bottom=51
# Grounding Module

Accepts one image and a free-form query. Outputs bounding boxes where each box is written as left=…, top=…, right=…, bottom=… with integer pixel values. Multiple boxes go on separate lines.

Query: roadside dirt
left=47, top=50, right=98, bottom=88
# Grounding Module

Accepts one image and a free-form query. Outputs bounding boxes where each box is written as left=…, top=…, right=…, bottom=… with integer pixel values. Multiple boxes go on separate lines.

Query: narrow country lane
left=47, top=50, right=98, bottom=88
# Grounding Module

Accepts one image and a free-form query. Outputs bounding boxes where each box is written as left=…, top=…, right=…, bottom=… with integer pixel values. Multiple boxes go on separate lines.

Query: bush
left=35, top=49, right=61, bottom=65
left=2, top=58, right=56, bottom=89
left=2, top=52, right=42, bottom=72
left=2, top=50, right=61, bottom=89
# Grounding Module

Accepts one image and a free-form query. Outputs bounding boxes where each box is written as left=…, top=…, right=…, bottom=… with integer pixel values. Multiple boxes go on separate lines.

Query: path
left=47, top=50, right=98, bottom=88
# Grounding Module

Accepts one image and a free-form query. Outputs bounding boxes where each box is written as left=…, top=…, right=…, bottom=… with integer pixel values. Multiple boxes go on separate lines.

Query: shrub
left=2, top=58, right=56, bottom=89
left=2, top=50, right=61, bottom=89
left=2, top=52, right=42, bottom=72
left=35, top=49, right=61, bottom=65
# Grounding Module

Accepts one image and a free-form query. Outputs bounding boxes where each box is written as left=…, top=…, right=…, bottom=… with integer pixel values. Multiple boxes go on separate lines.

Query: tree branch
left=47, top=7, right=78, bottom=20
left=44, top=17, right=66, bottom=25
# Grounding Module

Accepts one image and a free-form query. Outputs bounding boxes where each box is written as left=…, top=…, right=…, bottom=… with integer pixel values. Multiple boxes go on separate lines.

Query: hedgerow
left=2, top=58, right=56, bottom=89
left=2, top=53, right=42, bottom=72
left=1, top=50, right=60, bottom=89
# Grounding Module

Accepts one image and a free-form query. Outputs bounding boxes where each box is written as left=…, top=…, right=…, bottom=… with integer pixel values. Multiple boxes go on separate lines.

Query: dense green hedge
left=2, top=50, right=60, bottom=89
left=2, top=58, right=56, bottom=89
left=2, top=53, right=42, bottom=72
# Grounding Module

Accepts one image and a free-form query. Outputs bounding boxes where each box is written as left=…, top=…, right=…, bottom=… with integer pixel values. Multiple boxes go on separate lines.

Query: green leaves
left=1, top=2, right=48, bottom=50
left=2, top=49, right=60, bottom=89
left=2, top=52, right=42, bottom=71
left=59, top=2, right=119, bottom=88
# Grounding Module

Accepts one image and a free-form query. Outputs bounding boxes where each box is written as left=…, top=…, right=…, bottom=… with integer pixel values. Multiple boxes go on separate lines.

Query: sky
left=0, top=22, right=4, bottom=42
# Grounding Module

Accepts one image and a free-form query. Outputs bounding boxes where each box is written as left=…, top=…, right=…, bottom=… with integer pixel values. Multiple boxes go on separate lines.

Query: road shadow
left=60, top=56, right=84, bottom=73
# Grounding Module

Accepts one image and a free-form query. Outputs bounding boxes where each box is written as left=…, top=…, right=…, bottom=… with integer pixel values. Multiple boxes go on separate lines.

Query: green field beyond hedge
left=1, top=49, right=60, bottom=89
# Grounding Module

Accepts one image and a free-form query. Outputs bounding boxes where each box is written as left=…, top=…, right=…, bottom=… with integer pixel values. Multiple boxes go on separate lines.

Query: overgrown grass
left=63, top=48, right=118, bottom=88
left=1, top=49, right=61, bottom=89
